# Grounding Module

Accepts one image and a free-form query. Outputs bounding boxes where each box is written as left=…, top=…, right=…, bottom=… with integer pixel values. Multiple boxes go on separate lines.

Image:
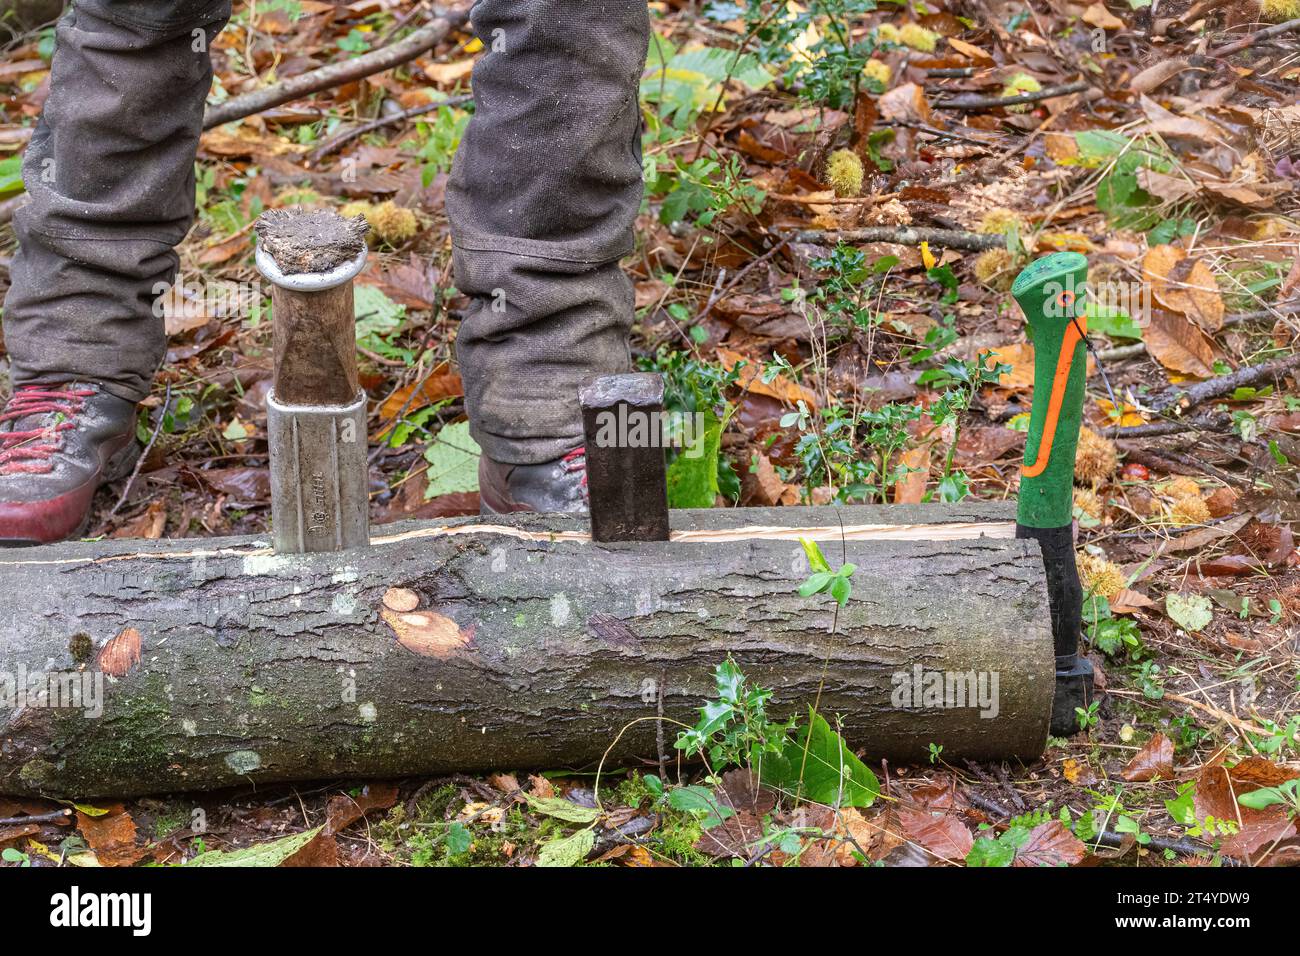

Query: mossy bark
left=0, top=504, right=1055, bottom=798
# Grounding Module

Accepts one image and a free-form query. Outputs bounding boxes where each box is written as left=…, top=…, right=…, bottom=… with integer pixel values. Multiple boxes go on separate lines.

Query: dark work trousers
left=446, top=0, right=649, bottom=464
left=4, top=0, right=232, bottom=404
left=3, top=0, right=650, bottom=466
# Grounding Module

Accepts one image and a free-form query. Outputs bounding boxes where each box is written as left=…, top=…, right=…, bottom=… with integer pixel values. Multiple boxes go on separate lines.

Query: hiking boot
left=0, top=383, right=139, bottom=546
left=478, top=448, right=588, bottom=514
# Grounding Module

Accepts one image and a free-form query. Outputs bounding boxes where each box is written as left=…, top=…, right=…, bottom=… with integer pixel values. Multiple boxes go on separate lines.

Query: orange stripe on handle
left=1022, top=319, right=1085, bottom=479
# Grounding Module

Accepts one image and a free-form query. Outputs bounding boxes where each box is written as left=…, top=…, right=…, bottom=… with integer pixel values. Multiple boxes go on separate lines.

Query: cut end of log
left=255, top=207, right=369, bottom=275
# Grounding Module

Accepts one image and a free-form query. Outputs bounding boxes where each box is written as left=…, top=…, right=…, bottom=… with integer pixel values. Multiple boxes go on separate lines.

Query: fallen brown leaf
left=111, top=501, right=167, bottom=540
left=377, top=363, right=464, bottom=422
left=1063, top=757, right=1100, bottom=786
left=1122, top=732, right=1174, bottom=782
left=325, top=782, right=400, bottom=833
left=1013, top=820, right=1086, bottom=867
left=741, top=450, right=800, bottom=507
left=1196, top=760, right=1300, bottom=861
left=1139, top=95, right=1227, bottom=146
left=1158, top=256, right=1225, bottom=333
left=898, top=807, right=973, bottom=863
left=1130, top=58, right=1196, bottom=95
left=283, top=830, right=341, bottom=867
left=717, top=347, right=818, bottom=407
left=878, top=82, right=933, bottom=126
left=76, top=805, right=144, bottom=867
left=1144, top=309, right=1220, bottom=378
left=893, top=444, right=931, bottom=504
left=1082, top=2, right=1123, bottom=30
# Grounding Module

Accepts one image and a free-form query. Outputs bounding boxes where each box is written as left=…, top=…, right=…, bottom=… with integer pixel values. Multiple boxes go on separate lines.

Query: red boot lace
left=0, top=385, right=96, bottom=476
left=562, top=447, right=589, bottom=501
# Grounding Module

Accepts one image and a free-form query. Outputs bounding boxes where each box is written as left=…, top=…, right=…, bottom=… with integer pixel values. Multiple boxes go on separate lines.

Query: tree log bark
left=0, top=504, right=1056, bottom=798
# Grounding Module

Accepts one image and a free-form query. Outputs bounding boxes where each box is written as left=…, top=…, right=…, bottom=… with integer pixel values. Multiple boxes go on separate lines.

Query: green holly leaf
left=668, top=785, right=735, bottom=828
left=761, top=710, right=878, bottom=808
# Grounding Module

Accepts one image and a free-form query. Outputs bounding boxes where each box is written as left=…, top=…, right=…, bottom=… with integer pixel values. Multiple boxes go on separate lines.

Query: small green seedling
left=1075, top=700, right=1100, bottom=732
left=798, top=538, right=856, bottom=607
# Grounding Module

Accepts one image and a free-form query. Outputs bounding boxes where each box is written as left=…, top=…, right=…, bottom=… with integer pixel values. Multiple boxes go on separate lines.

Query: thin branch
left=100, top=384, right=171, bottom=527
left=307, top=94, right=473, bottom=163
left=789, top=226, right=1003, bottom=251
left=203, top=9, right=470, bottom=130
left=1150, top=352, right=1300, bottom=414
left=933, top=81, right=1091, bottom=112
left=1209, top=17, right=1300, bottom=57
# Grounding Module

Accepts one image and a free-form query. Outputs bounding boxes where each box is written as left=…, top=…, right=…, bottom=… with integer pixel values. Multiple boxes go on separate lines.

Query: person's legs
left=0, top=0, right=230, bottom=545
left=4, top=0, right=231, bottom=400
left=447, top=0, right=649, bottom=508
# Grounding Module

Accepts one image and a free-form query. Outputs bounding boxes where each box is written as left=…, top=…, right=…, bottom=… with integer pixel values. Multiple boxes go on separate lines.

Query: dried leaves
left=1122, top=733, right=1175, bottom=782
left=1143, top=245, right=1225, bottom=333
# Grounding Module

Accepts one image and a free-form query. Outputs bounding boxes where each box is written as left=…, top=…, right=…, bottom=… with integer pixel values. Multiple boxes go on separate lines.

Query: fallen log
left=0, top=503, right=1053, bottom=798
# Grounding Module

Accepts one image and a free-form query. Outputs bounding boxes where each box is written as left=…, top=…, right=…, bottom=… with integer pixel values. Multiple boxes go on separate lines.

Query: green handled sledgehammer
left=1012, top=251, right=1096, bottom=736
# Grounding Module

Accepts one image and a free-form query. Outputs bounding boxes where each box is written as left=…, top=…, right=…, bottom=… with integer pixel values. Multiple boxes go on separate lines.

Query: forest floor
left=0, top=0, right=1298, bottom=867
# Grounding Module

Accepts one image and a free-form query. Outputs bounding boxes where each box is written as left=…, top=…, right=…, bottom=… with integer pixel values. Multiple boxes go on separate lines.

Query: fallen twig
left=1117, top=441, right=1243, bottom=486
left=1223, top=298, right=1300, bottom=327
left=203, top=9, right=470, bottom=130
left=1102, top=414, right=1230, bottom=439
left=932, top=80, right=1091, bottom=112
left=790, top=225, right=1002, bottom=251
left=695, top=237, right=791, bottom=324
left=1150, top=352, right=1300, bottom=414
left=98, top=384, right=171, bottom=530
left=308, top=93, right=473, bottom=163
left=1090, top=829, right=1222, bottom=859
left=880, top=119, right=1002, bottom=148
left=968, top=781, right=1218, bottom=859
left=1095, top=342, right=1146, bottom=362
left=1209, top=17, right=1300, bottom=57
left=0, top=809, right=71, bottom=826
left=1108, top=688, right=1271, bottom=737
